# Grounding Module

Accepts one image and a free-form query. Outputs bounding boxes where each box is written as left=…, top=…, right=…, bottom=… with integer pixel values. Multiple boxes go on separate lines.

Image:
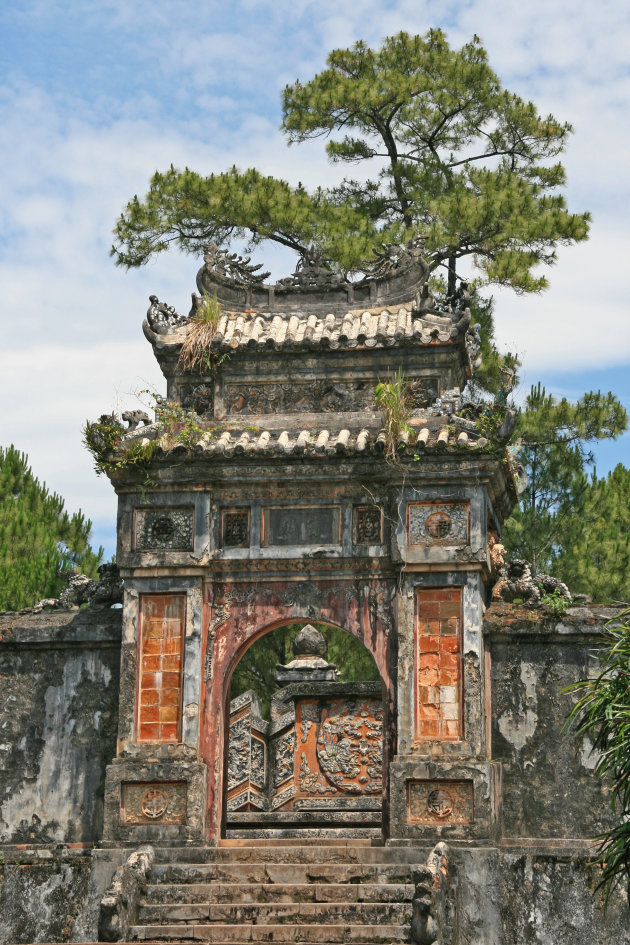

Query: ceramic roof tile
left=139, top=419, right=490, bottom=463
left=149, top=305, right=470, bottom=355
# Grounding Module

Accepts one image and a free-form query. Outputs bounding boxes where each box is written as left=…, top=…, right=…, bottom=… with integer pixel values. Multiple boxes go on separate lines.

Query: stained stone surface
left=408, top=779, right=474, bottom=825
left=134, top=507, right=194, bottom=551
left=407, top=501, right=469, bottom=546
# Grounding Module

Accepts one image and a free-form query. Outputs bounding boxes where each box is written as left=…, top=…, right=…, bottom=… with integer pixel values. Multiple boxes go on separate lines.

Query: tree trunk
left=447, top=255, right=457, bottom=297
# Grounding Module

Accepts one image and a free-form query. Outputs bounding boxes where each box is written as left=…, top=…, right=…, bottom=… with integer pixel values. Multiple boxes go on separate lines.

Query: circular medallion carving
left=427, top=788, right=454, bottom=818
left=149, top=515, right=176, bottom=544
left=425, top=508, right=452, bottom=539
left=141, top=788, right=168, bottom=819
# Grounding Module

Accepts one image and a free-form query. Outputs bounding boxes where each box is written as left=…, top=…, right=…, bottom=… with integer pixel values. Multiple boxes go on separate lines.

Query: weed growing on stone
left=375, top=369, right=413, bottom=462
left=178, top=290, right=223, bottom=372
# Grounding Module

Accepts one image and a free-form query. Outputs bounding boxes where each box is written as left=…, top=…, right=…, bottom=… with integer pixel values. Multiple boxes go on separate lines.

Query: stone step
left=130, top=922, right=408, bottom=942
left=152, top=861, right=423, bottom=887
left=219, top=838, right=374, bottom=847
left=138, top=902, right=411, bottom=925
left=137, top=900, right=412, bottom=925
left=146, top=881, right=415, bottom=904
left=152, top=845, right=429, bottom=865
left=225, top=827, right=382, bottom=840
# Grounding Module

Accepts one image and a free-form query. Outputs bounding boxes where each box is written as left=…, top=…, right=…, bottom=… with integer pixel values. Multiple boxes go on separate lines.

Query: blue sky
left=1, top=0, right=629, bottom=559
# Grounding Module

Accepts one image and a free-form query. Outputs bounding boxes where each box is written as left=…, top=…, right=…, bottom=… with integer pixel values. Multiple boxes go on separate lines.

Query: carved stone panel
left=227, top=710, right=251, bottom=793
left=251, top=735, right=266, bottom=790
left=407, top=502, right=469, bottom=546
left=225, top=379, right=377, bottom=415
left=274, top=732, right=295, bottom=788
left=179, top=384, right=214, bottom=418
left=134, top=507, right=194, bottom=551
left=261, top=506, right=341, bottom=546
left=222, top=509, right=250, bottom=548
left=121, top=781, right=187, bottom=825
left=407, top=376, right=440, bottom=408
left=296, top=698, right=382, bottom=798
left=354, top=505, right=382, bottom=544
left=407, top=779, right=474, bottom=825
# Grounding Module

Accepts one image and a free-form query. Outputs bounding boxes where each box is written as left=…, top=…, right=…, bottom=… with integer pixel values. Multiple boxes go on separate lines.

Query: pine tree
left=503, top=386, right=627, bottom=576
left=111, top=30, right=589, bottom=296
left=0, top=446, right=104, bottom=611
left=553, top=465, right=630, bottom=604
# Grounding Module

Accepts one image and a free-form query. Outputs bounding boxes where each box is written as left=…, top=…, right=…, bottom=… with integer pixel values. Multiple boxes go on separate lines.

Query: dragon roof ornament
left=194, top=236, right=447, bottom=315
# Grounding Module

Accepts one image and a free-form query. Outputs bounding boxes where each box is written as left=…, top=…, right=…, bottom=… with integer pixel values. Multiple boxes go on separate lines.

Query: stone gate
left=99, top=241, right=516, bottom=845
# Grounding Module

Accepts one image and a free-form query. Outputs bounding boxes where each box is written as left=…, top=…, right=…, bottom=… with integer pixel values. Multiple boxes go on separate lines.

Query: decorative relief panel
left=225, top=379, right=376, bottom=415
left=227, top=710, right=251, bottom=792
left=222, top=509, right=250, bottom=548
left=274, top=732, right=295, bottom=787
left=137, top=595, right=185, bottom=743
left=407, top=779, right=474, bottom=825
left=251, top=735, right=266, bottom=790
left=179, top=384, right=214, bottom=418
left=407, top=376, right=439, bottom=408
left=407, top=502, right=469, bottom=547
left=121, top=781, right=187, bottom=825
left=134, top=507, right=194, bottom=551
left=296, top=698, right=382, bottom=798
left=354, top=505, right=382, bottom=544
left=261, top=506, right=341, bottom=546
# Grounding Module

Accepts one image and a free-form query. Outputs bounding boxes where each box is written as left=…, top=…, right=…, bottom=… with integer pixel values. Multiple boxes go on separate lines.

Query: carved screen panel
left=261, top=506, right=341, bottom=546
left=415, top=587, right=462, bottom=740
left=296, top=698, right=382, bottom=798
left=221, top=509, right=250, bottom=548
left=137, top=594, right=185, bottom=743
left=353, top=505, right=383, bottom=544
left=134, top=507, right=194, bottom=551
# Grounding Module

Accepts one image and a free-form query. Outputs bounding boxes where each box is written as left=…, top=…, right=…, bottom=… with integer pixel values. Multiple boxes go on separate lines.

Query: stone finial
left=274, top=624, right=340, bottom=684
left=292, top=624, right=327, bottom=660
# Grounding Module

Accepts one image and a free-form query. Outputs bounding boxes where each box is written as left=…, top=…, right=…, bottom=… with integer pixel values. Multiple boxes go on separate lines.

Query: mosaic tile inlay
left=407, top=502, right=469, bottom=547
left=415, top=587, right=462, bottom=740
left=137, top=594, right=185, bottom=743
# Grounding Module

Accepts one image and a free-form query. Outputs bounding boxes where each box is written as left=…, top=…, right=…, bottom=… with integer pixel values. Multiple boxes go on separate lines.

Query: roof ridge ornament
left=195, top=237, right=438, bottom=314
left=202, top=242, right=271, bottom=286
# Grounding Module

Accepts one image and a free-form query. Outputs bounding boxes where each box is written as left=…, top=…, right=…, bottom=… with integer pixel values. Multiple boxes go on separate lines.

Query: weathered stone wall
left=0, top=607, right=121, bottom=844
left=485, top=601, right=619, bottom=840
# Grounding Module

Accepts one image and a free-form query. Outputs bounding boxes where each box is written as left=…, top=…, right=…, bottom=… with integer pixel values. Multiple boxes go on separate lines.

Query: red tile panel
left=137, top=594, right=186, bottom=743
left=415, top=587, right=462, bottom=740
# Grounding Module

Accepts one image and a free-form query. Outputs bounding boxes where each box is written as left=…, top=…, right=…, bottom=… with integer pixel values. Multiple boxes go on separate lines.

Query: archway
left=199, top=577, right=397, bottom=843
left=224, top=620, right=386, bottom=838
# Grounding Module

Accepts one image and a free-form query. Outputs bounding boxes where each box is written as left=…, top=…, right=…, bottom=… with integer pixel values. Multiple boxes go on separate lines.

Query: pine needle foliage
left=112, top=30, right=589, bottom=296
left=0, top=446, right=103, bottom=611
left=553, top=465, right=630, bottom=605
left=503, top=385, right=627, bottom=575
left=565, top=620, right=630, bottom=902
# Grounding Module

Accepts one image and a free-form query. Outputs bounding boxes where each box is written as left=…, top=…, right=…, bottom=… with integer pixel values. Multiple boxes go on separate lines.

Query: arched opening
left=223, top=619, right=386, bottom=839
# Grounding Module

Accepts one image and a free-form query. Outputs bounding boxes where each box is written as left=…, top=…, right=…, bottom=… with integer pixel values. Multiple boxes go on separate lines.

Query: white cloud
left=0, top=0, right=628, bottom=558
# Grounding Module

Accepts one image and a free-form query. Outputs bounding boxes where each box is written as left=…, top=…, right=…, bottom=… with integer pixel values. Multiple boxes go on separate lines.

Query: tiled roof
left=144, top=305, right=470, bottom=354
left=127, top=422, right=487, bottom=460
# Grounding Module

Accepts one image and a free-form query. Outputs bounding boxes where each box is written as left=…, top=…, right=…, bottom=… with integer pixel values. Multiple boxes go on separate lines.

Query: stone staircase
left=128, top=838, right=428, bottom=943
